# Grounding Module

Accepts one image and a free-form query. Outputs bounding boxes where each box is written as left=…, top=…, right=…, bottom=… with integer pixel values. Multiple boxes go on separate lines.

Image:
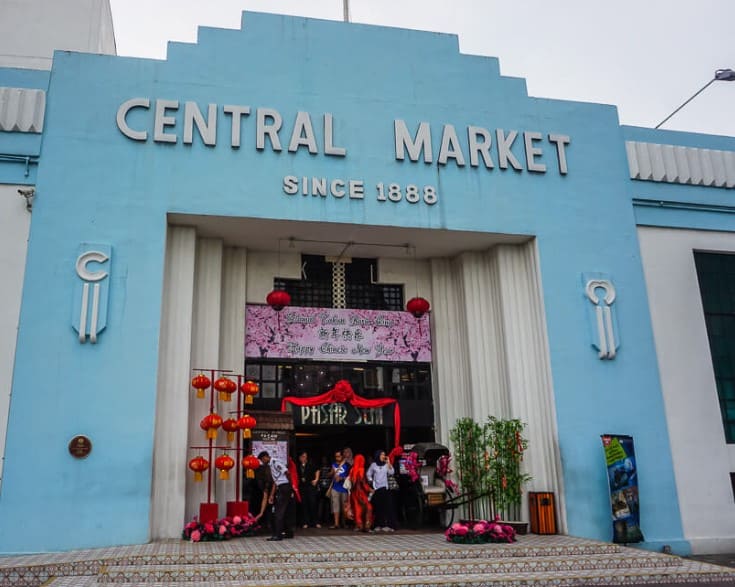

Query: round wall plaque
left=68, top=435, right=92, bottom=459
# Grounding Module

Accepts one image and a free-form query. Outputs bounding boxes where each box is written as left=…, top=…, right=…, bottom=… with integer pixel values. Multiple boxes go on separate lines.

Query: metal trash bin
left=529, top=491, right=557, bottom=534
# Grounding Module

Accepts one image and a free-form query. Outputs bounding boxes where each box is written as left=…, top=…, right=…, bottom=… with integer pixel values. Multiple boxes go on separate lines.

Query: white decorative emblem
left=585, top=278, right=618, bottom=360
left=73, top=246, right=111, bottom=344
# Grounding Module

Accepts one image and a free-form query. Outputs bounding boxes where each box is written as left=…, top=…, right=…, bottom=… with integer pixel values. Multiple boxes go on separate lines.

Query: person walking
left=259, top=451, right=294, bottom=541
left=251, top=455, right=274, bottom=533
left=367, top=449, right=397, bottom=532
left=296, top=450, right=321, bottom=529
left=329, top=449, right=350, bottom=529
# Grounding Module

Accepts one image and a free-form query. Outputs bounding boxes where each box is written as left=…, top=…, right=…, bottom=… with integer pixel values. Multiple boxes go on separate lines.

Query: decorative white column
left=150, top=226, right=196, bottom=539
left=457, top=251, right=511, bottom=421
left=186, top=238, right=224, bottom=521
left=495, top=241, right=566, bottom=531
left=217, top=246, right=248, bottom=509
left=429, top=258, right=472, bottom=444
left=0, top=185, right=31, bottom=492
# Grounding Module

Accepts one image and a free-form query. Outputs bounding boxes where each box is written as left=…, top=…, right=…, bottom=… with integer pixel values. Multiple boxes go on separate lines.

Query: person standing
left=259, top=451, right=293, bottom=541
left=329, top=449, right=350, bottom=529
left=367, top=449, right=397, bottom=532
left=342, top=446, right=354, bottom=467
left=349, top=454, right=373, bottom=532
left=297, top=450, right=320, bottom=529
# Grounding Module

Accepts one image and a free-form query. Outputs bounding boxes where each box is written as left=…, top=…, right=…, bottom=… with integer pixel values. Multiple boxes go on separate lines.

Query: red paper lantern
left=406, top=296, right=431, bottom=318
left=214, top=377, right=236, bottom=402
left=237, top=414, right=257, bottom=439
left=242, top=454, right=260, bottom=479
left=222, top=418, right=239, bottom=442
left=191, top=374, right=211, bottom=399
left=266, top=289, right=291, bottom=311
left=214, top=454, right=235, bottom=480
left=200, top=413, right=223, bottom=440
left=240, top=380, right=259, bottom=405
left=188, top=456, right=209, bottom=482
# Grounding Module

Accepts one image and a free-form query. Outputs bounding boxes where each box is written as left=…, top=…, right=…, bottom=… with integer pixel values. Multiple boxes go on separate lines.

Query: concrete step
left=6, top=534, right=735, bottom=587
left=99, top=541, right=625, bottom=567
left=96, top=553, right=685, bottom=583
left=51, top=564, right=735, bottom=587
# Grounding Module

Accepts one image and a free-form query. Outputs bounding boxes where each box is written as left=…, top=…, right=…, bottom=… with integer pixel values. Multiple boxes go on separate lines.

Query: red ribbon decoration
left=280, top=379, right=401, bottom=448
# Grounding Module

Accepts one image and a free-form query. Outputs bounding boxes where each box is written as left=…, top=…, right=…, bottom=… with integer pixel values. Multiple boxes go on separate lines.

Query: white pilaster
left=495, top=242, right=566, bottom=530
left=429, top=258, right=471, bottom=444
left=216, top=247, right=248, bottom=508
left=150, top=226, right=196, bottom=539
left=457, top=251, right=510, bottom=421
left=186, top=238, right=224, bottom=520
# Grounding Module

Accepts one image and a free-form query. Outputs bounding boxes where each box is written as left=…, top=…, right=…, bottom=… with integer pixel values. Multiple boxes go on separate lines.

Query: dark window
left=245, top=360, right=432, bottom=402
left=344, top=258, right=402, bottom=310
left=275, top=255, right=333, bottom=308
left=695, top=252, right=735, bottom=442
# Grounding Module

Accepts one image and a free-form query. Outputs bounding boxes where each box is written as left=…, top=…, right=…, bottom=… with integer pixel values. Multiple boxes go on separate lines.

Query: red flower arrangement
left=182, top=514, right=258, bottom=542
left=402, top=451, right=420, bottom=483
left=444, top=516, right=517, bottom=544
left=436, top=454, right=459, bottom=494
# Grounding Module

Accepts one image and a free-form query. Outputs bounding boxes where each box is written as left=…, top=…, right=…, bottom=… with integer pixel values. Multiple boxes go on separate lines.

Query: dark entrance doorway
left=294, top=426, right=393, bottom=467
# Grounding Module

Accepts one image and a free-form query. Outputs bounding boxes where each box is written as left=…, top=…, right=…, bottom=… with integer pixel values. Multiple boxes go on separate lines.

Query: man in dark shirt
left=297, top=450, right=320, bottom=529
left=252, top=454, right=274, bottom=533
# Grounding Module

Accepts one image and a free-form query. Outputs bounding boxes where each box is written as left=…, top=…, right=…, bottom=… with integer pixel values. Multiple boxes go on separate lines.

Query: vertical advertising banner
left=601, top=434, right=644, bottom=543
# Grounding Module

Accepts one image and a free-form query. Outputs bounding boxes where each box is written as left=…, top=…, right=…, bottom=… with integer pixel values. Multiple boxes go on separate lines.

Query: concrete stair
left=3, top=533, right=735, bottom=586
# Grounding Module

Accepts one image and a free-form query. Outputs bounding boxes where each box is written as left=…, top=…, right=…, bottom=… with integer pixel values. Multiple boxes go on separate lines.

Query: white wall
left=0, top=0, right=115, bottom=69
left=0, top=185, right=32, bottom=488
left=639, top=226, right=735, bottom=553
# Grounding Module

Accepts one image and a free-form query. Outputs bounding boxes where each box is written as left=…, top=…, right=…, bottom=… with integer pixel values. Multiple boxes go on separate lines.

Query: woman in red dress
left=349, top=454, right=373, bottom=532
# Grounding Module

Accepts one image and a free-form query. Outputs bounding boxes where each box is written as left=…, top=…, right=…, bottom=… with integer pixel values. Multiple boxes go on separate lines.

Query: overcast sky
left=109, top=0, right=735, bottom=137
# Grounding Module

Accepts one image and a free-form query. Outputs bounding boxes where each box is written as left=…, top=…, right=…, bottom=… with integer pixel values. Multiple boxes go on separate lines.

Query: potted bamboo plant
left=450, top=416, right=531, bottom=531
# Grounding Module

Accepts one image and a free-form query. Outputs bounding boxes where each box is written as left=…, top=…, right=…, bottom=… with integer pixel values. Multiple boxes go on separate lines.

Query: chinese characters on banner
left=601, top=434, right=644, bottom=544
left=245, top=305, right=431, bottom=362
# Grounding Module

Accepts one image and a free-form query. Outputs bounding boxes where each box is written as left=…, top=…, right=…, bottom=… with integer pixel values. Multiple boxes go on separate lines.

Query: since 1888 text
left=283, top=175, right=438, bottom=205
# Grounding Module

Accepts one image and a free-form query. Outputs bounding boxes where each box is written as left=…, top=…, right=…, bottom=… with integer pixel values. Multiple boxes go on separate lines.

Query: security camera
left=18, top=187, right=35, bottom=211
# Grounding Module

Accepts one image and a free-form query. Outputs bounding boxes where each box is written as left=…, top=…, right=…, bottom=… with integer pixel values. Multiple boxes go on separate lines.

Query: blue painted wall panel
left=0, top=12, right=700, bottom=552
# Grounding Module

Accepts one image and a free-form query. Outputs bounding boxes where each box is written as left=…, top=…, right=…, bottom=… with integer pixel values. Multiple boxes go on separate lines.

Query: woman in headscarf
left=348, top=454, right=373, bottom=532
left=366, top=449, right=397, bottom=531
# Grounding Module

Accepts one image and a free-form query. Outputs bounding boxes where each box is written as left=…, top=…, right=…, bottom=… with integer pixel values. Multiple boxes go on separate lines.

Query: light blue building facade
left=1, top=12, right=734, bottom=554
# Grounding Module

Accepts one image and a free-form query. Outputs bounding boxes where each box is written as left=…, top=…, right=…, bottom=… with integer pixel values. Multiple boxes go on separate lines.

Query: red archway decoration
left=280, top=380, right=401, bottom=448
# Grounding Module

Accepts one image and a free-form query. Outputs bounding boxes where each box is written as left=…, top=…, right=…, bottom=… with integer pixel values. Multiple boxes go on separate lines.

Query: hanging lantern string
left=413, top=244, right=419, bottom=298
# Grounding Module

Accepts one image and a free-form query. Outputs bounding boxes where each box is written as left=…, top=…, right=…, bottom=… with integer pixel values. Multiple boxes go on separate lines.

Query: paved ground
left=688, top=552, right=735, bottom=569
left=2, top=529, right=735, bottom=586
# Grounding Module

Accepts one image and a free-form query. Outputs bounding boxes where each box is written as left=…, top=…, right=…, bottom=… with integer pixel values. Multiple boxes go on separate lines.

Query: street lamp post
left=655, top=68, right=735, bottom=129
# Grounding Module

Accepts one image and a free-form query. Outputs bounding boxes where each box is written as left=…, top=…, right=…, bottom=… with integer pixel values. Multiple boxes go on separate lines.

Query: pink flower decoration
left=472, top=523, right=486, bottom=534
left=204, top=523, right=214, bottom=534
left=233, top=516, right=242, bottom=525
left=190, top=530, right=201, bottom=542
left=219, top=525, right=227, bottom=535
left=453, top=525, right=468, bottom=536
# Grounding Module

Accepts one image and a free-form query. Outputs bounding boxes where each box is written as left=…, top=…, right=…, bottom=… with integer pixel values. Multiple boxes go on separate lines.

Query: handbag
left=343, top=477, right=353, bottom=491
left=387, top=473, right=399, bottom=491
left=325, top=480, right=334, bottom=499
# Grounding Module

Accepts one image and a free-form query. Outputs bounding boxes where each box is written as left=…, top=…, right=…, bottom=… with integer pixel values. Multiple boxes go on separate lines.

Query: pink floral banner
left=245, top=305, right=431, bottom=362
